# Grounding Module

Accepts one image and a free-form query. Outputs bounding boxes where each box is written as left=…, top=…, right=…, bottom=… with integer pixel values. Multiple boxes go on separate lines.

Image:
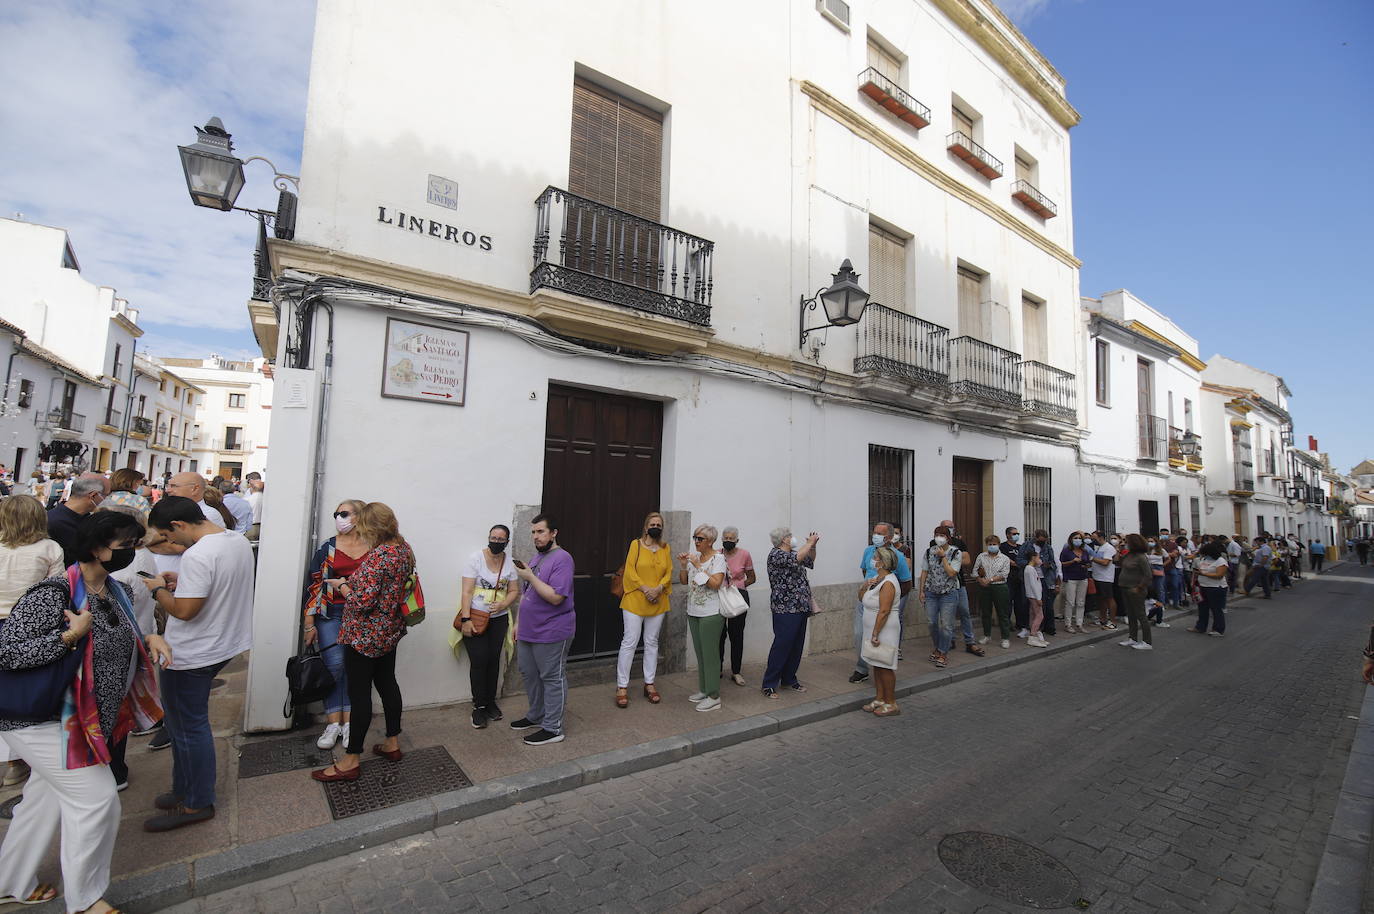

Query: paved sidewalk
left=0, top=580, right=1286, bottom=912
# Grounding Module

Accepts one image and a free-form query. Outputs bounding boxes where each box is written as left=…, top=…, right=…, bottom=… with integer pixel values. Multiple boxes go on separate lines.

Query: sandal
left=615, top=688, right=629, bottom=709
left=964, top=644, right=985, bottom=657
left=861, top=699, right=880, bottom=713
left=762, top=687, right=779, bottom=699
left=642, top=684, right=661, bottom=704
left=874, top=703, right=901, bottom=717
left=788, top=682, right=807, bottom=693
left=931, top=652, right=947, bottom=669
left=0, top=884, right=59, bottom=906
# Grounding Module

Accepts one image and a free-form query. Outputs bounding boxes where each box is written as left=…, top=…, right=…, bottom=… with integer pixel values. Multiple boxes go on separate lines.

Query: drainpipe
left=2, top=329, right=24, bottom=471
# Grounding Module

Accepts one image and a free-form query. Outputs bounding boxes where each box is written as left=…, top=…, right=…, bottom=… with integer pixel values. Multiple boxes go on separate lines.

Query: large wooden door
left=1138, top=500, right=1159, bottom=536
left=952, top=458, right=984, bottom=548
left=542, top=385, right=662, bottom=660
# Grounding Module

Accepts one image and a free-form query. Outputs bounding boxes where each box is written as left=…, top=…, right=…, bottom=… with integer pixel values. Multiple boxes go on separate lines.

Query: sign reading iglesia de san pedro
left=380, top=317, right=469, bottom=407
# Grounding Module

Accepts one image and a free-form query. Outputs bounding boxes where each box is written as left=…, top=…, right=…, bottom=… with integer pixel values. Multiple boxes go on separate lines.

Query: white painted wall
left=169, top=358, right=274, bottom=479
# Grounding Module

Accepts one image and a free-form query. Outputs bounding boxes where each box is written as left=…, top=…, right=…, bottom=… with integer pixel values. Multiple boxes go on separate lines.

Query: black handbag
left=283, top=643, right=336, bottom=717
left=0, top=618, right=86, bottom=722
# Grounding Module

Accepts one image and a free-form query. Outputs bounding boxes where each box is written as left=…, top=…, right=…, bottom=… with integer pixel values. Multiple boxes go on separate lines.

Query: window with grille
left=1095, top=340, right=1110, bottom=406
left=868, top=445, right=914, bottom=536
left=1190, top=497, right=1201, bottom=533
left=867, top=223, right=906, bottom=311
left=1168, top=495, right=1180, bottom=531
left=1095, top=495, right=1116, bottom=534
left=1024, top=466, right=1051, bottom=535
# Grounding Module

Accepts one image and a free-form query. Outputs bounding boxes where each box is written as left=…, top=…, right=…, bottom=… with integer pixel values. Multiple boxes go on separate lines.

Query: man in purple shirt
left=509, top=514, right=576, bottom=746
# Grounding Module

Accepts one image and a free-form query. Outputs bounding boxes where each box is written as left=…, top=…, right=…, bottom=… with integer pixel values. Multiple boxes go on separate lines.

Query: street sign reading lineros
left=380, top=317, right=469, bottom=407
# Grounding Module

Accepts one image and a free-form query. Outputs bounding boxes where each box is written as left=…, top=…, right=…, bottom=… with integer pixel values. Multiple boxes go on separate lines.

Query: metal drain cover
left=0, top=795, right=21, bottom=820
left=320, top=745, right=473, bottom=819
left=238, top=734, right=334, bottom=779
left=938, top=832, right=1080, bottom=909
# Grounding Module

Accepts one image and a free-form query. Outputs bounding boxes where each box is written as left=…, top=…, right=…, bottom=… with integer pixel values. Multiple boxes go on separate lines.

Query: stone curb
left=77, top=604, right=1200, bottom=912
left=1305, top=683, right=1374, bottom=913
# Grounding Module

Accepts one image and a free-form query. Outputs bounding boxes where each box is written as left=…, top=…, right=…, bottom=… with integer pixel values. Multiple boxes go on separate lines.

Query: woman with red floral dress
left=312, top=503, right=415, bottom=782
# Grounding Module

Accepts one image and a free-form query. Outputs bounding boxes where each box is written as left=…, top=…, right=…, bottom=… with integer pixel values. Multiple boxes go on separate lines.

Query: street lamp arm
left=240, top=156, right=300, bottom=192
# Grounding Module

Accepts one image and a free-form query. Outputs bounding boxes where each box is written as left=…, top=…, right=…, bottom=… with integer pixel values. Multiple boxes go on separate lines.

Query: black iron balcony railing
left=857, top=67, right=931, bottom=129
left=130, top=416, right=153, bottom=436
left=946, top=131, right=1003, bottom=179
left=1232, top=466, right=1255, bottom=493
left=531, top=186, right=713, bottom=326
left=1138, top=414, right=1167, bottom=461
left=39, top=408, right=85, bottom=433
left=1019, top=360, right=1075, bottom=421
left=949, top=337, right=1021, bottom=407
left=853, top=304, right=949, bottom=386
left=1011, top=179, right=1058, bottom=219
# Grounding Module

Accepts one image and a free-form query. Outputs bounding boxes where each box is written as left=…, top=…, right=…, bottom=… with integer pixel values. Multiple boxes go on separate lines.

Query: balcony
left=99, top=408, right=122, bottom=432
left=130, top=416, right=153, bottom=437
left=853, top=304, right=949, bottom=386
left=949, top=337, right=1022, bottom=408
left=1168, top=426, right=1203, bottom=471
left=1011, top=179, right=1058, bottom=219
left=531, top=187, right=713, bottom=327
left=1137, top=414, right=1167, bottom=461
left=1019, top=360, right=1075, bottom=422
left=211, top=438, right=251, bottom=455
left=857, top=67, right=931, bottom=129
left=38, top=408, right=85, bottom=435
left=1231, top=468, right=1255, bottom=495
left=946, top=131, right=1003, bottom=179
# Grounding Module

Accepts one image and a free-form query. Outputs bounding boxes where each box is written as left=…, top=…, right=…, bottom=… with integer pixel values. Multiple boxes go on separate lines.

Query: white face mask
left=934, top=536, right=948, bottom=547
left=335, top=515, right=355, bottom=534
left=789, top=536, right=800, bottom=548
left=871, top=534, right=885, bottom=547
left=1072, top=538, right=1083, bottom=547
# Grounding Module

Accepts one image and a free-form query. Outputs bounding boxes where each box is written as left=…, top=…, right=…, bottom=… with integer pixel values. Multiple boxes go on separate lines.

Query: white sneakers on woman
left=688, top=692, right=706, bottom=702
left=1118, top=638, right=1138, bottom=647
left=1131, top=642, right=1154, bottom=651
left=1027, top=634, right=1048, bottom=648
left=316, top=722, right=350, bottom=749
left=695, top=697, right=721, bottom=712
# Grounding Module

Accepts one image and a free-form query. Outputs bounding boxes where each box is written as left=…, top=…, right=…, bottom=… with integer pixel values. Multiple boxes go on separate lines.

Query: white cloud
left=994, top=0, right=1054, bottom=25
left=0, top=1, right=315, bottom=340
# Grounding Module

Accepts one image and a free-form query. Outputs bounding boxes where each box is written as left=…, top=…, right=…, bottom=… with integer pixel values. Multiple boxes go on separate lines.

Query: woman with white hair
left=761, top=526, right=820, bottom=698
left=677, top=524, right=727, bottom=712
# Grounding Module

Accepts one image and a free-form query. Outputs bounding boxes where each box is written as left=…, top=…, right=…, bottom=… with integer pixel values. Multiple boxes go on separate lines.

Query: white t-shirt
left=165, top=531, right=255, bottom=670
left=1090, top=543, right=1116, bottom=583
left=464, top=549, right=518, bottom=617
left=244, top=490, right=264, bottom=523
left=1024, top=564, right=1044, bottom=601
left=686, top=551, right=728, bottom=617
left=1196, top=556, right=1229, bottom=588
left=112, top=548, right=161, bottom=636
left=1226, top=541, right=1242, bottom=564
left=152, top=551, right=183, bottom=576
left=196, top=500, right=227, bottom=528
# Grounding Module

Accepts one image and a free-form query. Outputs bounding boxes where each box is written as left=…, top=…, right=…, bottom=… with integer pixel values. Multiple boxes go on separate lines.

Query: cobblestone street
left=165, top=567, right=1372, bottom=913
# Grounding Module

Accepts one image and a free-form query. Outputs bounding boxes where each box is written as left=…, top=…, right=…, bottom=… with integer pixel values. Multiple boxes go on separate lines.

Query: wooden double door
left=541, top=385, right=663, bottom=660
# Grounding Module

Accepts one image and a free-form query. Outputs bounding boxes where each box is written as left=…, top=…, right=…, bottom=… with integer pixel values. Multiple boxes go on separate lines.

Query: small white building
left=119, top=353, right=203, bottom=483
left=239, top=0, right=1089, bottom=728
left=160, top=355, right=273, bottom=481
left=1080, top=290, right=1205, bottom=535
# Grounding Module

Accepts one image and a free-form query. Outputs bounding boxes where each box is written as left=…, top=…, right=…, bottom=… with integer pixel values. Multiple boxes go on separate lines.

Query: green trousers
left=688, top=614, right=725, bottom=699
left=980, top=583, right=1011, bottom=640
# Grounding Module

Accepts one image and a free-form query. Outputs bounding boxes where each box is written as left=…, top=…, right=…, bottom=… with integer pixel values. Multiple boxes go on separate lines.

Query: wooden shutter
left=867, top=40, right=902, bottom=84
left=1021, top=295, right=1046, bottom=363
left=867, top=224, right=906, bottom=310
left=957, top=266, right=983, bottom=338
left=952, top=105, right=975, bottom=139
left=1015, top=155, right=1032, bottom=184
left=569, top=78, right=662, bottom=222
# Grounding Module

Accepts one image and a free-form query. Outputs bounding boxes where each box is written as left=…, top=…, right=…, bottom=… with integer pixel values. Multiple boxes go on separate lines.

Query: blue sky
left=2, top=1, right=1369, bottom=471
left=1007, top=0, right=1373, bottom=471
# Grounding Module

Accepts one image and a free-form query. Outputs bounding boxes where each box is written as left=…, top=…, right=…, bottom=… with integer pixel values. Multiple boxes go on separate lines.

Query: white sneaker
left=1207, top=631, right=1224, bottom=638
left=1027, top=635, right=1048, bottom=648
left=695, top=696, right=721, bottom=712
left=316, top=723, right=342, bottom=750
left=977, top=636, right=991, bottom=645
left=688, top=692, right=706, bottom=702
left=1017, top=629, right=1029, bottom=639
left=1000, top=639, right=1010, bottom=649
left=1118, top=638, right=1138, bottom=647
left=1154, top=622, right=1171, bottom=629
left=340, top=723, right=350, bottom=749
left=1131, top=642, right=1154, bottom=651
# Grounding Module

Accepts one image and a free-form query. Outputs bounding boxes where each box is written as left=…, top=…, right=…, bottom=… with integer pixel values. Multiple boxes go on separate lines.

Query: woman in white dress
left=859, top=546, right=900, bottom=717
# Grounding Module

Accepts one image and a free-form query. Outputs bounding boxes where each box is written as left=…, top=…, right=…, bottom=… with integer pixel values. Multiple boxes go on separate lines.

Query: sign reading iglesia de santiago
left=380, top=317, right=469, bottom=407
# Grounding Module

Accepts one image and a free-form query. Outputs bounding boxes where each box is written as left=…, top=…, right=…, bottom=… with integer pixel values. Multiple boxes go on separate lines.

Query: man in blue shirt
left=851, top=522, right=912, bottom=683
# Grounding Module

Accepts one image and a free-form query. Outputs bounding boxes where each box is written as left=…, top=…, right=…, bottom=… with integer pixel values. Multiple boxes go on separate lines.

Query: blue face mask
left=1010, top=534, right=1022, bottom=544
left=1072, top=538, right=1083, bottom=547
left=871, top=534, right=885, bottom=547
left=988, top=544, right=1000, bottom=554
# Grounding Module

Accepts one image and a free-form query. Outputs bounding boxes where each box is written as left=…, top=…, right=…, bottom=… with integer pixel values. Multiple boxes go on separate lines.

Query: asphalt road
left=165, top=564, right=1374, bottom=913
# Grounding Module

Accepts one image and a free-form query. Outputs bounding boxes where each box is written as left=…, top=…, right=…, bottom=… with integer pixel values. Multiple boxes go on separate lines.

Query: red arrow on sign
left=422, top=391, right=453, bottom=399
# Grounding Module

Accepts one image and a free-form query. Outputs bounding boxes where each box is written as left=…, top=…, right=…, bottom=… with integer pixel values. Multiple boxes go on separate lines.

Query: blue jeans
left=314, top=607, right=350, bottom=715
left=1164, top=569, right=1184, bottom=606
left=955, top=587, right=975, bottom=644
left=763, top=612, right=809, bottom=690
left=161, top=659, right=230, bottom=810
left=925, top=591, right=958, bottom=654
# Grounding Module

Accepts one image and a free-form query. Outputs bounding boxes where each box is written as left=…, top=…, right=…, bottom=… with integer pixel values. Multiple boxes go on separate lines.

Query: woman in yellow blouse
left=615, top=511, right=674, bottom=708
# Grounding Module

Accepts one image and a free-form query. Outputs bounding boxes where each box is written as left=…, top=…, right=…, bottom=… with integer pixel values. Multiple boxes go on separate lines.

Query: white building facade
left=242, top=0, right=1087, bottom=727
left=161, top=356, right=273, bottom=481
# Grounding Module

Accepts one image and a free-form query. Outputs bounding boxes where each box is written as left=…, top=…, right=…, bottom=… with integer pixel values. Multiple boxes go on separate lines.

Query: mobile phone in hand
left=136, top=571, right=155, bottom=579
left=512, top=560, right=527, bottom=570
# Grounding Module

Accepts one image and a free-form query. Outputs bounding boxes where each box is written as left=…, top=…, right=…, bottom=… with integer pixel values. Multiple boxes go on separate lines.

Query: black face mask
left=1036, top=538, right=1047, bottom=546
left=646, top=527, right=663, bottom=540
left=102, top=548, right=136, bottom=574
left=722, top=541, right=737, bottom=551
left=535, top=541, right=553, bottom=553
left=488, top=541, right=507, bottom=554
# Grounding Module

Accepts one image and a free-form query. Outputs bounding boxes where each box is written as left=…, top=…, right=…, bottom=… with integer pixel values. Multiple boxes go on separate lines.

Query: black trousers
left=343, top=645, right=402, bottom=754
left=109, top=736, right=128, bottom=786
left=466, top=614, right=509, bottom=709
left=718, top=590, right=749, bottom=675
left=1040, top=584, right=1058, bottom=634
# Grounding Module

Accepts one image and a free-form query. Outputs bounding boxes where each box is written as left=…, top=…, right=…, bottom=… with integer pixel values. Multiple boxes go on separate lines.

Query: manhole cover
left=0, top=795, right=21, bottom=820
left=238, top=734, right=334, bottom=779
left=320, top=745, right=472, bottom=820
left=938, top=832, right=1080, bottom=909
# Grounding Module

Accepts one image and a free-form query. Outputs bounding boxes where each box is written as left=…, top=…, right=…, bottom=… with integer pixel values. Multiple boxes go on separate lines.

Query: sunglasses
left=333, top=511, right=353, bottom=519
left=692, top=535, right=708, bottom=542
